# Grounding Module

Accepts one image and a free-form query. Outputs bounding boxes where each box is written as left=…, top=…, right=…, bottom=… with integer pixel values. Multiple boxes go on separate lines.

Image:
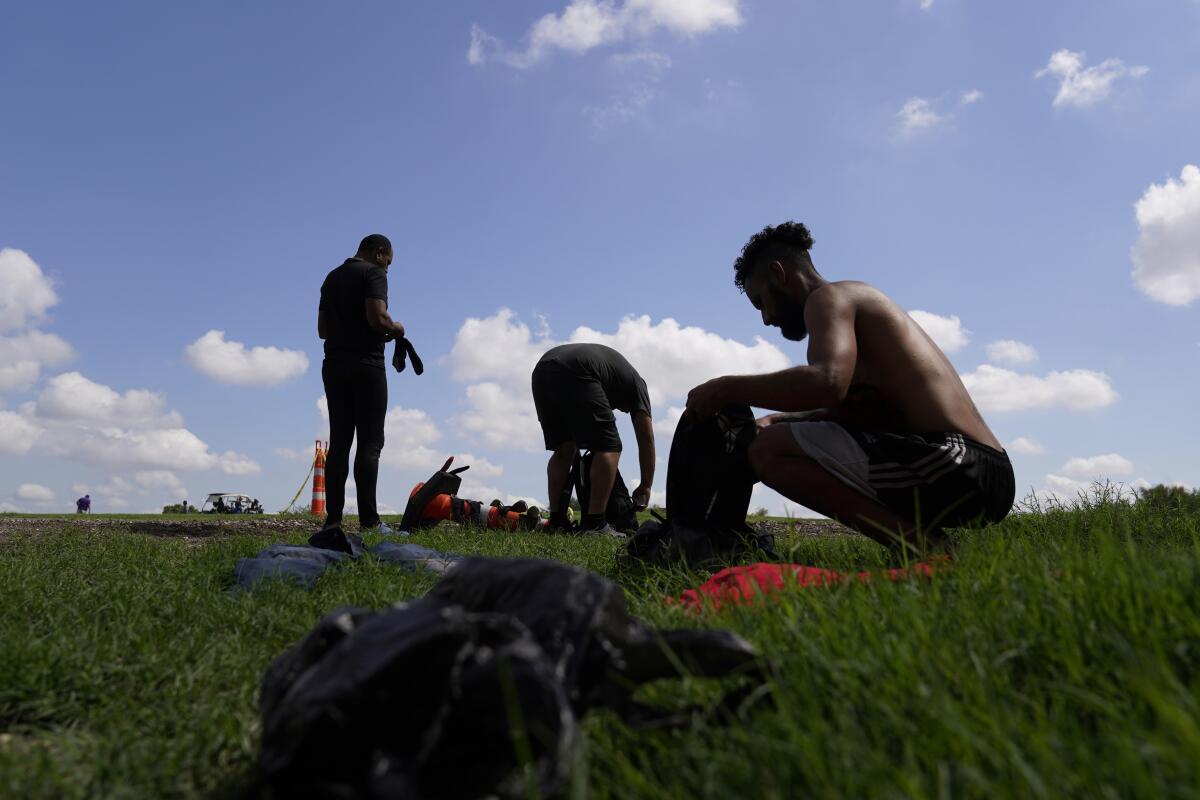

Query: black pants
left=322, top=359, right=387, bottom=528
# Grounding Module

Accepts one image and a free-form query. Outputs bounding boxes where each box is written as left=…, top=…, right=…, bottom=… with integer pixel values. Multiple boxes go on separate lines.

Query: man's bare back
left=808, top=281, right=1003, bottom=450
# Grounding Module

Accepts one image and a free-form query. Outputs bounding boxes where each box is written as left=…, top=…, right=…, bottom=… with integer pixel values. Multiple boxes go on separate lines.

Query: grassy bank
left=1, top=494, right=1198, bottom=798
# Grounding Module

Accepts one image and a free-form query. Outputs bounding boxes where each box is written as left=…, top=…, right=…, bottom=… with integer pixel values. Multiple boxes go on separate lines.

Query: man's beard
left=770, top=286, right=808, bottom=341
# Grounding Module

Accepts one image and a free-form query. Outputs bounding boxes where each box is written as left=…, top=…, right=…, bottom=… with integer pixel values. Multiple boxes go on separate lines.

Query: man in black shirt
left=531, top=343, right=655, bottom=536
left=318, top=234, right=406, bottom=533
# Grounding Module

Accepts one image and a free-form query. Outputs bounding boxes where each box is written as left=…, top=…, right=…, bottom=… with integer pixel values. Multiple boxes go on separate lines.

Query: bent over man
left=686, top=222, right=1014, bottom=552
left=318, top=234, right=406, bottom=534
left=532, top=343, right=655, bottom=537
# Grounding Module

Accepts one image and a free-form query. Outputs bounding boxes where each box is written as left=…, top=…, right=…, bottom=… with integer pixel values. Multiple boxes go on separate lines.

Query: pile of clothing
left=233, top=527, right=460, bottom=591
left=255, top=558, right=769, bottom=799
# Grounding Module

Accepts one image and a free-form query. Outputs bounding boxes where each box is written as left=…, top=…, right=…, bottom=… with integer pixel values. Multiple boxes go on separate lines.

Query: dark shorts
left=788, top=421, right=1015, bottom=530
left=531, top=362, right=622, bottom=452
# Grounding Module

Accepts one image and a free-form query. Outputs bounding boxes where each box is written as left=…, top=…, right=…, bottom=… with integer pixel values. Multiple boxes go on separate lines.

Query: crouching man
left=532, top=343, right=655, bottom=537
left=686, top=222, right=1014, bottom=553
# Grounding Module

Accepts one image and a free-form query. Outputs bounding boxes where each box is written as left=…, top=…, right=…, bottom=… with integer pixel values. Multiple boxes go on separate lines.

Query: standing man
left=318, top=234, right=406, bottom=534
left=532, top=343, right=655, bottom=536
left=686, top=221, right=1014, bottom=553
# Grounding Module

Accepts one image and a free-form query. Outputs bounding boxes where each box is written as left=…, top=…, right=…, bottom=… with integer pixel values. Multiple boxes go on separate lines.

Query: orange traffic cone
left=311, top=440, right=328, bottom=516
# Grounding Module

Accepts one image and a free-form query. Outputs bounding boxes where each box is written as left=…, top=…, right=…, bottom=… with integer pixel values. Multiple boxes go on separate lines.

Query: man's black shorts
left=788, top=421, right=1015, bottom=530
left=531, top=362, right=622, bottom=452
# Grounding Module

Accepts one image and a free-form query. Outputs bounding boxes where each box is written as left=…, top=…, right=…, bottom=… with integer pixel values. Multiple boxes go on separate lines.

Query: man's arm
left=631, top=411, right=655, bottom=509
left=755, top=409, right=837, bottom=430
left=317, top=309, right=327, bottom=340
left=365, top=298, right=405, bottom=339
left=687, top=287, right=858, bottom=417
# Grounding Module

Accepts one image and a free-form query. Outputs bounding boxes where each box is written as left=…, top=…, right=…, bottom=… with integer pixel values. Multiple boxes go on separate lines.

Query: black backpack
left=568, top=451, right=640, bottom=532
left=625, top=404, right=777, bottom=565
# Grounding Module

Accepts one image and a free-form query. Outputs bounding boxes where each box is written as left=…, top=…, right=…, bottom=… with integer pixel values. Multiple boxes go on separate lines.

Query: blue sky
left=2, top=0, right=1198, bottom=516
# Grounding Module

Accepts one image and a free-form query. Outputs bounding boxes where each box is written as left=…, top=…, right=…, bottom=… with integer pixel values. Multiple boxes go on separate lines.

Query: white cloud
left=217, top=451, right=262, bottom=475
left=26, top=372, right=259, bottom=474
left=909, top=310, right=970, bottom=353
left=584, top=51, right=673, bottom=130
left=74, top=472, right=192, bottom=507
left=896, top=98, right=944, bottom=135
left=896, top=89, right=984, bottom=137
left=456, top=381, right=545, bottom=452
left=453, top=454, right=505, bottom=479
left=468, top=0, right=742, bottom=67
left=380, top=406, right=443, bottom=471
left=185, top=330, right=308, bottom=387
left=314, top=398, right=507, bottom=480
left=1061, top=453, right=1135, bottom=479
left=1035, top=49, right=1148, bottom=109
left=1032, top=464, right=1148, bottom=507
left=1038, top=473, right=1094, bottom=502
left=985, top=339, right=1038, bottom=366
left=1130, top=165, right=1200, bottom=306
left=72, top=476, right=134, bottom=507
left=134, top=470, right=183, bottom=491
left=961, top=365, right=1118, bottom=413
left=448, top=308, right=554, bottom=384
left=0, top=249, right=73, bottom=393
left=467, top=24, right=502, bottom=65
left=0, top=331, right=74, bottom=392
left=0, top=249, right=59, bottom=333
left=445, top=309, right=560, bottom=452
left=569, top=314, right=790, bottom=405
left=447, top=309, right=790, bottom=452
left=920, top=0, right=935, bottom=9
left=35, top=372, right=180, bottom=428
left=16, top=483, right=54, bottom=502
left=0, top=409, right=40, bottom=454
left=1007, top=437, right=1045, bottom=454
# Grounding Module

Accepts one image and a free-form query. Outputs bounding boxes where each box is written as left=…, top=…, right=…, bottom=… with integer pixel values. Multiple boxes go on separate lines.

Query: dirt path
left=0, top=515, right=852, bottom=548
left=0, top=516, right=319, bottom=546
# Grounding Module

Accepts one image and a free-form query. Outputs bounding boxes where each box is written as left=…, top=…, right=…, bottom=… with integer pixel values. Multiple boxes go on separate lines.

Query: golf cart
left=202, top=492, right=264, bottom=514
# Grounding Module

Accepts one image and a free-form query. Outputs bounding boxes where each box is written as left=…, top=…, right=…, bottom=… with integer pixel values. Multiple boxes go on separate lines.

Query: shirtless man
left=686, top=221, right=1014, bottom=552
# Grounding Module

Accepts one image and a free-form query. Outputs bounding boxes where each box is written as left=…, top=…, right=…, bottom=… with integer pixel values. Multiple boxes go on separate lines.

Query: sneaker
left=361, top=521, right=402, bottom=536
left=580, top=522, right=626, bottom=540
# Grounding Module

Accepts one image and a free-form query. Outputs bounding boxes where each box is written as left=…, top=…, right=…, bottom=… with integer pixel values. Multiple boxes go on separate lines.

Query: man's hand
left=686, top=376, right=728, bottom=419
left=632, top=484, right=651, bottom=510
left=755, top=413, right=780, bottom=431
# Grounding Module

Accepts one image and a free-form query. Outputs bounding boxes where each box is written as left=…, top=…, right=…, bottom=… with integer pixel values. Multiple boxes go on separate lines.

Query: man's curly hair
left=733, top=221, right=814, bottom=292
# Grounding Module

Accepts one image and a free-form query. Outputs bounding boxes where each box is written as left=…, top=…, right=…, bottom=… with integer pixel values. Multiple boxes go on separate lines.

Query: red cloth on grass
left=669, top=561, right=937, bottom=614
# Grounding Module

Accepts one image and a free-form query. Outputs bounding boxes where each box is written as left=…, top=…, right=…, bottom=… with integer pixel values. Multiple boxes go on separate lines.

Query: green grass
left=1, top=494, right=1198, bottom=798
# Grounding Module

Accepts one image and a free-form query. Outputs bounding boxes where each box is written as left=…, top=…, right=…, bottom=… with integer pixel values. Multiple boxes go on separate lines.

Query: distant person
left=318, top=234, right=406, bottom=534
left=686, top=221, right=1014, bottom=553
left=76, top=494, right=91, bottom=514
left=532, top=343, right=654, bottom=536
left=181, top=499, right=188, bottom=514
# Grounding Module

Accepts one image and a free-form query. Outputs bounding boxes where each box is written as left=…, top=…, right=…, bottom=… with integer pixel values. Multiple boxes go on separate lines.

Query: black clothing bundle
left=256, top=558, right=767, bottom=799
